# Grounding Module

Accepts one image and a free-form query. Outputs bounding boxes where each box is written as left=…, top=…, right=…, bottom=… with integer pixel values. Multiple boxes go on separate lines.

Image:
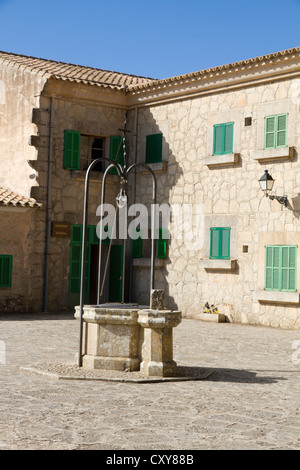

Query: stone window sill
left=204, top=153, right=240, bottom=167
left=253, top=290, right=300, bottom=304
left=200, top=259, right=237, bottom=271
left=138, top=162, right=167, bottom=173
left=253, top=146, right=294, bottom=162
left=132, top=258, right=164, bottom=268
left=70, top=170, right=117, bottom=183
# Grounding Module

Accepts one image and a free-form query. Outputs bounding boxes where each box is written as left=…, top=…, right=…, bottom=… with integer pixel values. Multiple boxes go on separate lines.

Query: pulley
left=116, top=189, right=127, bottom=209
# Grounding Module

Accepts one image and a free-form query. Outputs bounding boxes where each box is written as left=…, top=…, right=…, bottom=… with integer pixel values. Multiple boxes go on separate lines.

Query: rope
left=98, top=203, right=119, bottom=302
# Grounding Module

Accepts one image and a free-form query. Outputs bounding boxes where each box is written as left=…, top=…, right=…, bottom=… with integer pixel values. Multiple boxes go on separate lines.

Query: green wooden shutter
left=146, top=133, right=163, bottom=164
left=69, top=225, right=90, bottom=295
left=265, top=246, right=273, bottom=290
left=210, top=228, right=219, bottom=258
left=276, top=114, right=287, bottom=148
left=69, top=245, right=82, bottom=294
left=88, top=225, right=100, bottom=245
left=157, top=228, right=167, bottom=259
left=221, top=228, right=230, bottom=258
left=109, top=136, right=124, bottom=174
left=63, top=130, right=81, bottom=170
left=265, top=245, right=297, bottom=292
left=265, top=116, right=276, bottom=149
left=224, top=123, right=233, bottom=154
left=272, top=246, right=280, bottom=290
left=288, top=246, right=297, bottom=291
left=213, top=125, right=223, bottom=155
left=0, top=255, right=13, bottom=288
left=132, top=229, right=142, bottom=258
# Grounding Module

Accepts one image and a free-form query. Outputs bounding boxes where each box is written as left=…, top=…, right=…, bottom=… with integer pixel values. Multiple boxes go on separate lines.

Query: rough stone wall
left=34, top=88, right=127, bottom=311
left=0, top=207, right=44, bottom=312
left=134, top=78, right=300, bottom=329
left=0, top=65, right=46, bottom=197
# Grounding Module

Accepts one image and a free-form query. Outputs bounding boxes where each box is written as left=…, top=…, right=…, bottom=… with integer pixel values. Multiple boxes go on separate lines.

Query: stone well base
left=75, top=304, right=144, bottom=372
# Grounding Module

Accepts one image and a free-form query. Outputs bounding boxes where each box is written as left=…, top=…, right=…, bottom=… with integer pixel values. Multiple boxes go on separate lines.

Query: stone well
left=75, top=290, right=182, bottom=377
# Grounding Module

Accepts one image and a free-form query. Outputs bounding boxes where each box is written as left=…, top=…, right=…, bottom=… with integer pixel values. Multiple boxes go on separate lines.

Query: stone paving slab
left=0, top=312, right=299, bottom=450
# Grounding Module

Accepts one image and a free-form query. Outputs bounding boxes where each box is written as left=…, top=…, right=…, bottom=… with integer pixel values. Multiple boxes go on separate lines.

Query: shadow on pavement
left=180, top=366, right=284, bottom=384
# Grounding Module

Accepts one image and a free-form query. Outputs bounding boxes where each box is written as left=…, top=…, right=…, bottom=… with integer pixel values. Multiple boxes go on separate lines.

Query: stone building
left=1, top=47, right=300, bottom=329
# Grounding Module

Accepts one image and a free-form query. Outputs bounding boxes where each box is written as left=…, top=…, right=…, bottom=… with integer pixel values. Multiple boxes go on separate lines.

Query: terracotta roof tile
left=0, top=51, right=155, bottom=90
left=0, top=186, right=42, bottom=208
left=128, top=46, right=300, bottom=91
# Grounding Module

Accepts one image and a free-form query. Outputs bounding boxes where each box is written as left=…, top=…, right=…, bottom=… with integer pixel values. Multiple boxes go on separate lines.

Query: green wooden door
left=109, top=245, right=124, bottom=302
left=68, top=224, right=98, bottom=309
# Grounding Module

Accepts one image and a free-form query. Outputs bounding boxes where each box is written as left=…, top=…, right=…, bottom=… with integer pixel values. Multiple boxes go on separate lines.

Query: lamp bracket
left=268, top=194, right=288, bottom=207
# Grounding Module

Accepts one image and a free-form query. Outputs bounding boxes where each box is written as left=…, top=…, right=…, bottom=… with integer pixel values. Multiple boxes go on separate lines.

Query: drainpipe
left=42, top=97, right=54, bottom=312
left=129, top=106, right=138, bottom=302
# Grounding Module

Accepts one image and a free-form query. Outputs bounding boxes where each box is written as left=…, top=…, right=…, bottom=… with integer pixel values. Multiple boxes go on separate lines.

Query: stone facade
left=1, top=48, right=300, bottom=329
left=131, top=53, right=300, bottom=329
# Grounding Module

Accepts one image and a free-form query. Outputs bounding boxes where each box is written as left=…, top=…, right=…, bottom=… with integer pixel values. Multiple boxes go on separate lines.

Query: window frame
left=210, top=227, right=231, bottom=260
left=265, top=245, right=297, bottom=292
left=213, top=122, right=234, bottom=156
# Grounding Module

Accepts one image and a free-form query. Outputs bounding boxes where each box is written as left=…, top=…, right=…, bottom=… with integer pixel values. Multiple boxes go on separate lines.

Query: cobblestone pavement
left=0, top=313, right=299, bottom=450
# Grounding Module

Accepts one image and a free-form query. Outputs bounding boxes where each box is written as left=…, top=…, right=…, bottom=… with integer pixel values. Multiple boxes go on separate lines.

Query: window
left=210, top=228, right=230, bottom=260
left=264, top=114, right=288, bottom=149
left=265, top=245, right=296, bottom=292
left=0, top=255, right=13, bottom=288
left=63, top=130, right=105, bottom=171
left=213, top=123, right=233, bottom=155
left=131, top=228, right=167, bottom=259
left=81, top=136, right=104, bottom=171
left=146, top=133, right=163, bottom=164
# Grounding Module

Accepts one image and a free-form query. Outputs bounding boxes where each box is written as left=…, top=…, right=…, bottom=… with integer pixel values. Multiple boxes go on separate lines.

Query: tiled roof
left=0, top=186, right=42, bottom=208
left=128, top=46, right=300, bottom=91
left=0, top=50, right=155, bottom=90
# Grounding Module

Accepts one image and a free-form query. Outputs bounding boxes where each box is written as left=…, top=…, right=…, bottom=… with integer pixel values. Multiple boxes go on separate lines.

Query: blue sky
left=0, top=0, right=299, bottom=79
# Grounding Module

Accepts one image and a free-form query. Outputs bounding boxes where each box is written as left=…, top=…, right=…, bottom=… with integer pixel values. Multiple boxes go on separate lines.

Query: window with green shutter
left=213, top=123, right=233, bottom=155
left=63, top=130, right=81, bottom=170
left=146, top=133, right=163, bottom=164
left=157, top=228, right=167, bottom=259
left=0, top=255, right=13, bottom=288
left=109, top=136, right=124, bottom=174
left=265, top=245, right=296, bottom=292
left=264, top=114, right=288, bottom=149
left=132, top=229, right=142, bottom=258
left=210, top=228, right=230, bottom=260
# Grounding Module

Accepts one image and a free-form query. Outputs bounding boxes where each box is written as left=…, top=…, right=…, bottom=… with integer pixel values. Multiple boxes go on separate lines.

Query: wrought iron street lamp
left=258, top=170, right=287, bottom=207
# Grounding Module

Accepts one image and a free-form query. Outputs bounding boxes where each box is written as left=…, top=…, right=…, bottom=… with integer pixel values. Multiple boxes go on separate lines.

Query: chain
left=122, top=212, right=126, bottom=304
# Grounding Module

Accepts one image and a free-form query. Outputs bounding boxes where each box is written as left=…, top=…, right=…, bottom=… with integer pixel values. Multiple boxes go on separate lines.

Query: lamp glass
left=259, top=170, right=274, bottom=192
